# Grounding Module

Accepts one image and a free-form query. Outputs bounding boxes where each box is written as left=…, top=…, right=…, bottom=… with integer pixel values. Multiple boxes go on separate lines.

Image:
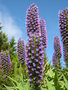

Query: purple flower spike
left=63, top=46, right=68, bottom=66
left=54, top=36, right=61, bottom=58
left=52, top=36, right=61, bottom=66
left=52, top=52, right=58, bottom=66
left=40, top=18, right=47, bottom=48
left=17, top=38, right=25, bottom=64
left=59, top=8, right=68, bottom=65
left=26, top=34, right=44, bottom=85
left=59, top=8, right=68, bottom=47
left=26, top=3, right=40, bottom=37
left=0, top=51, right=11, bottom=75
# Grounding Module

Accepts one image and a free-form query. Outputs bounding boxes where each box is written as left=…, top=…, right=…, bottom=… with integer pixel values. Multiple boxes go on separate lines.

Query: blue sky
left=0, top=0, right=68, bottom=65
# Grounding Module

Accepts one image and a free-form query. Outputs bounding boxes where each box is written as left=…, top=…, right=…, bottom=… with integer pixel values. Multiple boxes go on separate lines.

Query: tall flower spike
left=40, top=18, right=47, bottom=48
left=59, top=8, right=68, bottom=64
left=59, top=8, right=68, bottom=47
left=54, top=36, right=61, bottom=58
left=52, top=52, right=58, bottom=66
left=26, top=34, right=44, bottom=85
left=17, top=38, right=25, bottom=64
left=26, top=3, right=40, bottom=37
left=0, top=51, right=11, bottom=76
left=63, top=46, right=68, bottom=66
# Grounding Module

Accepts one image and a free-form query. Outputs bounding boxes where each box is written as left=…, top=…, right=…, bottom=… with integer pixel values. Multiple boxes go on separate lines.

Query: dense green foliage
left=0, top=25, right=9, bottom=52
left=0, top=54, right=68, bottom=90
left=0, top=24, right=16, bottom=59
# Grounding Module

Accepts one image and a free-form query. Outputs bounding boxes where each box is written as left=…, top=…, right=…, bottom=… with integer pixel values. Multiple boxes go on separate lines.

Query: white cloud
left=0, top=8, right=23, bottom=42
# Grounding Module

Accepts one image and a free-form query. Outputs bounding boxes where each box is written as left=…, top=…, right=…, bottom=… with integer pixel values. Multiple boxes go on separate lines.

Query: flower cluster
left=17, top=38, right=25, bottom=64
left=40, top=18, right=47, bottom=48
left=26, top=3, right=40, bottom=37
left=26, top=35, right=44, bottom=85
left=0, top=51, right=11, bottom=75
left=59, top=8, right=68, bottom=64
left=52, top=36, right=61, bottom=66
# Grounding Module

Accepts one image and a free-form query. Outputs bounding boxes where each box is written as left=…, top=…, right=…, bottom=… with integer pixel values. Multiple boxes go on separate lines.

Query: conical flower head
left=26, top=34, right=44, bottom=85
left=59, top=8, right=68, bottom=47
left=26, top=3, right=40, bottom=37
left=0, top=51, right=11, bottom=75
left=17, top=38, right=25, bottom=64
left=54, top=36, right=61, bottom=58
left=40, top=18, right=47, bottom=48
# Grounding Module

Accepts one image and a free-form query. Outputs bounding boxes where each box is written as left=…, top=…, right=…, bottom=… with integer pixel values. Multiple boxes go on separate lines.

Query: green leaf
left=63, top=74, right=68, bottom=90
left=47, top=68, right=55, bottom=78
left=46, top=79, right=55, bottom=90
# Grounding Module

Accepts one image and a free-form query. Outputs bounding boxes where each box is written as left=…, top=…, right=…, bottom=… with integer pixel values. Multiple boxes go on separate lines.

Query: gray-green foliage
left=3, top=59, right=68, bottom=90
left=4, top=62, right=30, bottom=90
left=41, top=61, right=68, bottom=90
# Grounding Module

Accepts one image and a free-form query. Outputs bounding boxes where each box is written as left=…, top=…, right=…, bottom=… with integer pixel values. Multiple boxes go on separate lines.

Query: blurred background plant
left=0, top=23, right=16, bottom=60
